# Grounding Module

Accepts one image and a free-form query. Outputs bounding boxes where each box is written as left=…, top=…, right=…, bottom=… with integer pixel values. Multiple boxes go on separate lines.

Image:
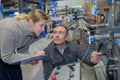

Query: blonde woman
left=0, top=9, right=48, bottom=80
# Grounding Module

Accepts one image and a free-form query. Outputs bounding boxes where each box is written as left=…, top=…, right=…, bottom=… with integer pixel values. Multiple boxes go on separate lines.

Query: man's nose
left=55, top=32, right=60, bottom=35
left=55, top=34, right=59, bottom=38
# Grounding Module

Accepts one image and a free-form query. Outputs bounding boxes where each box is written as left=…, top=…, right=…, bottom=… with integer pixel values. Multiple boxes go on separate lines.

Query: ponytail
left=15, top=13, right=28, bottom=21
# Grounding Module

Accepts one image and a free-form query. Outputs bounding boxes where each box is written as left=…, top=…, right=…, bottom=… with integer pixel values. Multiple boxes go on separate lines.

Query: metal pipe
left=18, top=0, right=24, bottom=13
left=90, top=23, right=108, bottom=28
left=24, top=0, right=39, bottom=4
left=38, top=0, right=43, bottom=10
left=0, top=0, right=3, bottom=19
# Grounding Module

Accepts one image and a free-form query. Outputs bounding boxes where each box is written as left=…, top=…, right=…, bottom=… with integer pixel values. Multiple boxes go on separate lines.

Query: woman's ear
left=28, top=19, right=34, bottom=32
left=28, top=19, right=33, bottom=26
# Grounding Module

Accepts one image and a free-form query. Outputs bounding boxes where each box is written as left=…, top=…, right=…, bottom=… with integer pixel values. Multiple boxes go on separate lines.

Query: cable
left=80, top=43, right=96, bottom=70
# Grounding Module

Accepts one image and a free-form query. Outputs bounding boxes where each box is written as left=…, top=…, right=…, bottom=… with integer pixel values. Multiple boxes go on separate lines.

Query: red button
left=68, top=64, right=72, bottom=67
left=50, top=74, right=56, bottom=80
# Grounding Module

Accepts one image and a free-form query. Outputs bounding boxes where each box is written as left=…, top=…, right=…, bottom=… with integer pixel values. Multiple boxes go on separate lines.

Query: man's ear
left=66, top=34, right=70, bottom=41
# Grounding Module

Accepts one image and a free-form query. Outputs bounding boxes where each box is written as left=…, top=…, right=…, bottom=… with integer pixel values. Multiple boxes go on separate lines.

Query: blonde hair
left=15, top=9, right=49, bottom=22
left=15, top=13, right=27, bottom=20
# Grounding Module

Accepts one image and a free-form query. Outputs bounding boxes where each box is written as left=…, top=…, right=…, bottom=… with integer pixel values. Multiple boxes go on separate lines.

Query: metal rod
left=18, top=0, right=24, bottom=13
left=24, top=0, right=39, bottom=4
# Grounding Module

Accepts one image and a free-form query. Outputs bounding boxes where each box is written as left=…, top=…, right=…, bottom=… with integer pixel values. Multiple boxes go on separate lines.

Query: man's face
left=53, top=26, right=68, bottom=45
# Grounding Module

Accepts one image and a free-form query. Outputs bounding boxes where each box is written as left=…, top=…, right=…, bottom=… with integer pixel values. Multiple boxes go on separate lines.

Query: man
left=43, top=25, right=102, bottom=80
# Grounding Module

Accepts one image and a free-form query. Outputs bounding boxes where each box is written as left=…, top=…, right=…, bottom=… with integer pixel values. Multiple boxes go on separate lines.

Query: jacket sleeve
left=1, top=28, right=34, bottom=64
left=42, top=47, right=54, bottom=80
left=76, top=44, right=95, bottom=66
left=42, top=57, right=53, bottom=80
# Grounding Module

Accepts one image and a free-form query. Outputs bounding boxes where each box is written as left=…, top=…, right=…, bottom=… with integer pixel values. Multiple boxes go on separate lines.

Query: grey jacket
left=43, top=41, right=94, bottom=80
left=0, top=18, right=38, bottom=64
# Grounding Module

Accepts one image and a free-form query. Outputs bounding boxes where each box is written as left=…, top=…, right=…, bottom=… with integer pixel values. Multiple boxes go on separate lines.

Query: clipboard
left=10, top=55, right=50, bottom=65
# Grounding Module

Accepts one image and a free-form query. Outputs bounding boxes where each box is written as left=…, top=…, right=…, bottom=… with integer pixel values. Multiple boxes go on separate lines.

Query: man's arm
left=76, top=43, right=102, bottom=65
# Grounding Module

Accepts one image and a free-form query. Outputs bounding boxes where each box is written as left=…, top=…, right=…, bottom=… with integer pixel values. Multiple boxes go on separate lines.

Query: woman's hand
left=29, top=50, right=45, bottom=65
left=35, top=50, right=45, bottom=56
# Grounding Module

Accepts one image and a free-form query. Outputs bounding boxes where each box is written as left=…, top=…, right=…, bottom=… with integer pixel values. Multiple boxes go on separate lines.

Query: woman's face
left=31, top=19, right=47, bottom=36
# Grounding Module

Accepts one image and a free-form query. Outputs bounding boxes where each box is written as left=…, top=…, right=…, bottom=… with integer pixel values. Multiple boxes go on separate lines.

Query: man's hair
left=55, top=24, right=68, bottom=34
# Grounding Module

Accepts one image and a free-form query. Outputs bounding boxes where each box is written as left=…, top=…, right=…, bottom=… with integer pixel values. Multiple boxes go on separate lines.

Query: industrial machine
left=48, top=62, right=81, bottom=80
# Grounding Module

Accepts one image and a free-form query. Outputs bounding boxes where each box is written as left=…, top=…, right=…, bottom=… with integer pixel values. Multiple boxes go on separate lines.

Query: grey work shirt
left=0, top=18, right=38, bottom=64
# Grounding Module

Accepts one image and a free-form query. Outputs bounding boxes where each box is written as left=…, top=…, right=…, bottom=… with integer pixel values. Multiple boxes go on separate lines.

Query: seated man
left=43, top=25, right=102, bottom=80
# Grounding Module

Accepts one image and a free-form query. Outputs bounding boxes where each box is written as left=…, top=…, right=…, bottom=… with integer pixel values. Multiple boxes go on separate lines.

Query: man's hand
left=29, top=50, right=45, bottom=65
left=90, top=51, right=102, bottom=64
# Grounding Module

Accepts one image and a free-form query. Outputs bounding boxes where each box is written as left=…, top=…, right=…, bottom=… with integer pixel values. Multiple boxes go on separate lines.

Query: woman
left=0, top=9, right=48, bottom=80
